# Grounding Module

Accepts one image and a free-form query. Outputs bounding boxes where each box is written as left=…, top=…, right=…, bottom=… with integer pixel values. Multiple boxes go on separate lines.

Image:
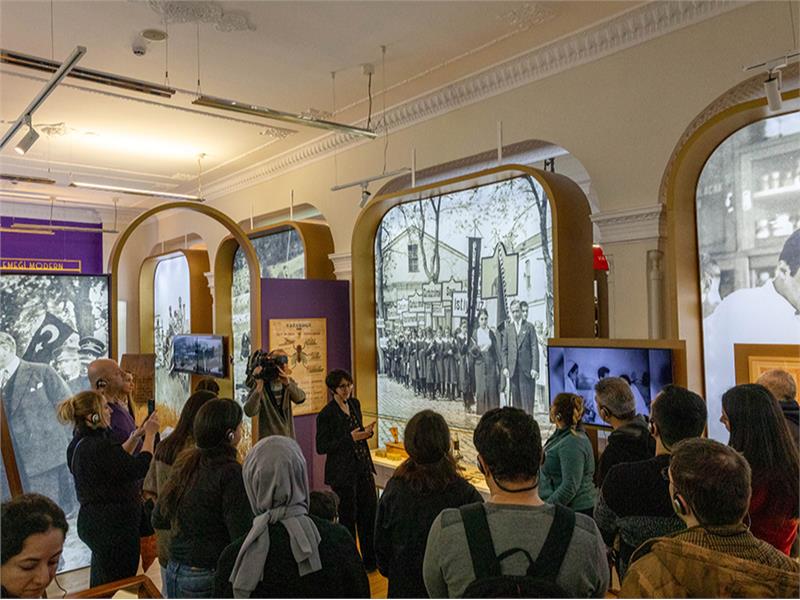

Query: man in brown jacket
left=621, top=438, right=800, bottom=598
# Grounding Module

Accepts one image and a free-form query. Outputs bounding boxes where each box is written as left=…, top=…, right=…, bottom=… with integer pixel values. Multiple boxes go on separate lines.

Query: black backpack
left=459, top=502, right=575, bottom=598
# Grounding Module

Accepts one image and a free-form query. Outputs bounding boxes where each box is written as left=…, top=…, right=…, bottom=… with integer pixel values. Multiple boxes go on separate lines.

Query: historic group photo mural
left=374, top=175, right=555, bottom=457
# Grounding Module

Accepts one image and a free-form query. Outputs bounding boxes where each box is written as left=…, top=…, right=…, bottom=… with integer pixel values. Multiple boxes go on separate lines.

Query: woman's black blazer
left=316, top=397, right=375, bottom=487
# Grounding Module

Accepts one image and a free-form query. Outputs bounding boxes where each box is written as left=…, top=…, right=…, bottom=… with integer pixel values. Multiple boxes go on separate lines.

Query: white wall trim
left=591, top=204, right=665, bottom=244
left=328, top=252, right=353, bottom=281
left=203, top=0, right=747, bottom=201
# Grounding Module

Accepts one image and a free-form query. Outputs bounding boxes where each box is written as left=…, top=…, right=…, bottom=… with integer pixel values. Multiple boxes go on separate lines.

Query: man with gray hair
left=594, top=377, right=654, bottom=486
left=0, top=331, right=73, bottom=509
left=756, top=368, right=798, bottom=444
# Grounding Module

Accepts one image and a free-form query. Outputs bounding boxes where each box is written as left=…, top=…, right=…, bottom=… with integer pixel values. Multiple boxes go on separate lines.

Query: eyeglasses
left=336, top=383, right=353, bottom=390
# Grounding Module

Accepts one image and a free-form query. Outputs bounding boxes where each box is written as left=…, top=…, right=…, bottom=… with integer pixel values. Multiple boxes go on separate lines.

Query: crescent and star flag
left=22, top=312, right=77, bottom=363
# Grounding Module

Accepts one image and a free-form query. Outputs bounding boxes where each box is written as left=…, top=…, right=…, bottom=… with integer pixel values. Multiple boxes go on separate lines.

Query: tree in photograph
left=416, top=195, right=442, bottom=283
left=522, top=175, right=554, bottom=335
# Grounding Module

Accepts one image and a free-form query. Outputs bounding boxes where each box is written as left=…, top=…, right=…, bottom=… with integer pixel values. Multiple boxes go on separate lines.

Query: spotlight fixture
left=14, top=116, right=39, bottom=155
left=744, top=52, right=799, bottom=113
left=193, top=95, right=378, bottom=139
left=359, top=184, right=372, bottom=208
left=764, top=71, right=782, bottom=112
left=69, top=181, right=204, bottom=201
left=0, top=46, right=85, bottom=151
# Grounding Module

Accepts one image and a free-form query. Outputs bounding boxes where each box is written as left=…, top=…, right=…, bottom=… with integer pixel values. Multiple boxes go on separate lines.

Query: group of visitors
left=1, top=356, right=799, bottom=598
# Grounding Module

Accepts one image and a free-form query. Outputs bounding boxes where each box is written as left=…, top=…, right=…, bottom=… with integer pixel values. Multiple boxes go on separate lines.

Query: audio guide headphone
left=227, top=430, right=235, bottom=443
left=672, top=493, right=689, bottom=516
left=90, top=412, right=101, bottom=425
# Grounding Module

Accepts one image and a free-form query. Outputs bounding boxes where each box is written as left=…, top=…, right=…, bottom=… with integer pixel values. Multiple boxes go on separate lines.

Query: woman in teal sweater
left=540, top=393, right=597, bottom=516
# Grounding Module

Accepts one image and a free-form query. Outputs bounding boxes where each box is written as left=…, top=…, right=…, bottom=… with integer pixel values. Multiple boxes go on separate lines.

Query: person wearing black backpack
left=423, top=407, right=609, bottom=598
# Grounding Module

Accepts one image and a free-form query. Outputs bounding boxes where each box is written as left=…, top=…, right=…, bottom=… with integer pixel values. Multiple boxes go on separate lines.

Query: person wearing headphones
left=594, top=385, right=706, bottom=579
left=56, top=390, right=159, bottom=587
left=152, top=398, right=253, bottom=598
left=621, top=438, right=800, bottom=597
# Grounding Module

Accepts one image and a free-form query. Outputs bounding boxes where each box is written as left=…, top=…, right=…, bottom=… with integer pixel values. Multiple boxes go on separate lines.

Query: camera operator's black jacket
left=243, top=380, right=305, bottom=439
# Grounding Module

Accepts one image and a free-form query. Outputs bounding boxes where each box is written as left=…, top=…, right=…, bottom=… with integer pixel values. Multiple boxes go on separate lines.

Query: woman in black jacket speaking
left=315, top=369, right=377, bottom=570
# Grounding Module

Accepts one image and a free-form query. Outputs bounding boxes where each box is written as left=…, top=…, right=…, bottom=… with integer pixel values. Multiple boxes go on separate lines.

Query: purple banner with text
left=0, top=216, right=103, bottom=274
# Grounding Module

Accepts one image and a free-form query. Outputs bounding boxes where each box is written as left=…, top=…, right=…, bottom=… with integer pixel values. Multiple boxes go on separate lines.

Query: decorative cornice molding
left=203, top=0, right=748, bottom=201
left=328, top=252, right=352, bottom=281
left=591, top=204, right=665, bottom=244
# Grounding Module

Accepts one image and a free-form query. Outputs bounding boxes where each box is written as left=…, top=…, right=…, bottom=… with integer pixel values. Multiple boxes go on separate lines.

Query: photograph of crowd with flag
left=0, top=273, right=109, bottom=571
left=374, top=175, right=555, bottom=453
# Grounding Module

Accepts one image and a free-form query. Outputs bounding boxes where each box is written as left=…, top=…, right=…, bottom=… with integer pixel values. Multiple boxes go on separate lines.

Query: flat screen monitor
left=171, top=334, right=228, bottom=378
left=547, top=344, right=674, bottom=428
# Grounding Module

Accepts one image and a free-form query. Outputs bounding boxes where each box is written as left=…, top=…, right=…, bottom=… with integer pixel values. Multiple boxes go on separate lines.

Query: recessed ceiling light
left=141, top=29, right=168, bottom=42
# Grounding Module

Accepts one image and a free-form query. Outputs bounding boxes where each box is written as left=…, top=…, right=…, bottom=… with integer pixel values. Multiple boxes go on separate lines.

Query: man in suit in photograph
left=0, top=331, right=74, bottom=510
left=501, top=300, right=539, bottom=414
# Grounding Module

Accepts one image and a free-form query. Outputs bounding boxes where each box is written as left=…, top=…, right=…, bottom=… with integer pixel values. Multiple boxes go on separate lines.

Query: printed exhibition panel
left=0, top=274, right=110, bottom=572
left=696, top=112, right=800, bottom=442
left=375, top=175, right=555, bottom=463
left=153, top=254, right=191, bottom=428
left=231, top=228, right=305, bottom=403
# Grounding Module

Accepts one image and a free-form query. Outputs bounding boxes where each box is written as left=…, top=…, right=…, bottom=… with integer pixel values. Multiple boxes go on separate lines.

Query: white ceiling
left=0, top=0, right=638, bottom=211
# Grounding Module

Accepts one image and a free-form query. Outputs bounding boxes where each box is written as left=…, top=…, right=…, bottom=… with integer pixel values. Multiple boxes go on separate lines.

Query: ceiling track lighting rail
left=69, top=181, right=203, bottom=202
left=1, top=49, right=176, bottom=98
left=0, top=174, right=57, bottom=185
left=8, top=222, right=119, bottom=234
left=330, top=167, right=411, bottom=207
left=0, top=46, right=85, bottom=152
left=193, top=95, right=378, bottom=139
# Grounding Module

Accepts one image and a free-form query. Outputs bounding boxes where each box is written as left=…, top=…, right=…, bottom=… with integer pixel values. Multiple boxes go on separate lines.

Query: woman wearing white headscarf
left=214, top=436, right=370, bottom=598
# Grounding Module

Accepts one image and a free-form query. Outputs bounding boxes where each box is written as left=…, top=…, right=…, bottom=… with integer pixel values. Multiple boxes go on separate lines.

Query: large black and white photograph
left=0, top=273, right=109, bottom=571
left=697, top=112, right=800, bottom=442
left=153, top=254, right=191, bottom=429
left=375, top=176, right=554, bottom=456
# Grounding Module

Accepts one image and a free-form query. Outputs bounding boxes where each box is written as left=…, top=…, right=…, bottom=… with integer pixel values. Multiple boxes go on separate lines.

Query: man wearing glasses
left=594, top=385, right=706, bottom=579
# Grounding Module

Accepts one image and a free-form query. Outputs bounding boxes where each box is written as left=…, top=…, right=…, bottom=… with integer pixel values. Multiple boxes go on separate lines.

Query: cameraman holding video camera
left=243, top=349, right=306, bottom=439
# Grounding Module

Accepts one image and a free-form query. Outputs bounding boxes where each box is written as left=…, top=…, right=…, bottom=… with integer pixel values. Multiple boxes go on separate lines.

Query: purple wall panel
left=261, top=278, right=351, bottom=490
left=0, top=216, right=103, bottom=274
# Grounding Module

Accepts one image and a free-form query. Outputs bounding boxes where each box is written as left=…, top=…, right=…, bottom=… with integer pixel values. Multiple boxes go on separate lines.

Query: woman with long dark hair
left=721, top=384, right=800, bottom=555
left=539, top=393, right=596, bottom=516
left=152, top=398, right=253, bottom=598
left=142, top=390, right=217, bottom=583
left=57, top=391, right=159, bottom=586
left=375, top=410, right=482, bottom=597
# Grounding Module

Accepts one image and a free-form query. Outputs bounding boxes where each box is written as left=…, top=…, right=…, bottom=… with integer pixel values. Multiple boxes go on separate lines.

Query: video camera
left=245, top=350, right=289, bottom=387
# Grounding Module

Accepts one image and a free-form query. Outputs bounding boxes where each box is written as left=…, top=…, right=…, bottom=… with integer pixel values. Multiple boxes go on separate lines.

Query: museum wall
left=119, top=2, right=789, bottom=340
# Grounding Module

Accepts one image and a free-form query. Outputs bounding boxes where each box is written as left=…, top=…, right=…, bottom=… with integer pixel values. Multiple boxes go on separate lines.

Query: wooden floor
left=369, top=569, right=389, bottom=598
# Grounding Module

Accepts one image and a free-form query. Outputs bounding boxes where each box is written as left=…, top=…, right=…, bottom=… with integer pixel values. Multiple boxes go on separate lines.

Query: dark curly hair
left=2, top=494, right=68, bottom=564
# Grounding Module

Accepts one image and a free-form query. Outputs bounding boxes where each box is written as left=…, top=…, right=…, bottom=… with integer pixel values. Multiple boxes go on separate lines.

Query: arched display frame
left=212, top=220, right=335, bottom=398
left=351, top=164, right=596, bottom=422
left=108, top=202, right=262, bottom=361
left=661, top=67, right=799, bottom=396
left=138, top=249, right=212, bottom=355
